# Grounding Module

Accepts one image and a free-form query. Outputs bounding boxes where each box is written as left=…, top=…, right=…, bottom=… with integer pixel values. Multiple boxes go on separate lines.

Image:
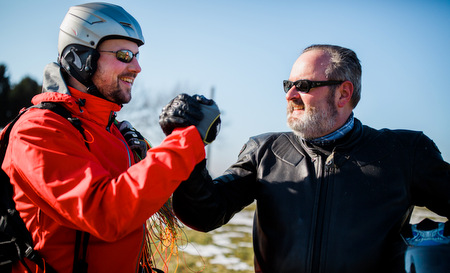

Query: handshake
left=159, top=94, right=221, bottom=145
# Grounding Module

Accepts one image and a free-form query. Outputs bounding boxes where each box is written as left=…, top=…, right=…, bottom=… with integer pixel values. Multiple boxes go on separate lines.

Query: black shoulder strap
left=0, top=105, right=57, bottom=273
left=73, top=230, right=90, bottom=273
left=0, top=109, right=29, bottom=166
left=1, top=102, right=89, bottom=159
left=1, top=102, right=90, bottom=273
left=36, top=102, right=90, bottom=150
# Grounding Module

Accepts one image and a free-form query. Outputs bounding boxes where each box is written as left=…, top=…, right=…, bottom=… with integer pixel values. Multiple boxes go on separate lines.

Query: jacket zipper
left=310, top=151, right=335, bottom=273
left=106, top=111, right=116, bottom=132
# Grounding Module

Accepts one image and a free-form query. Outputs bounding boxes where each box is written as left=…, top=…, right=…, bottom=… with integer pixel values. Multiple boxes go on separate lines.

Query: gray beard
left=287, top=101, right=338, bottom=140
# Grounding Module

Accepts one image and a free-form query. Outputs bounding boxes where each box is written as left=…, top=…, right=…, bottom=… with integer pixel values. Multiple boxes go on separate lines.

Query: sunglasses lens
left=283, top=80, right=293, bottom=93
left=295, top=81, right=310, bottom=92
left=116, top=50, right=133, bottom=63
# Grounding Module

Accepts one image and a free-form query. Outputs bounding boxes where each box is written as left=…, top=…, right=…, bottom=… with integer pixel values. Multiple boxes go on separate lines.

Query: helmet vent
left=120, top=22, right=132, bottom=27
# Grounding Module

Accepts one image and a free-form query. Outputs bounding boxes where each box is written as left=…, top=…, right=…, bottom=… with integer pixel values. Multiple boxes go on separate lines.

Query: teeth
left=120, top=77, right=133, bottom=84
left=290, top=104, right=304, bottom=111
left=288, top=102, right=304, bottom=112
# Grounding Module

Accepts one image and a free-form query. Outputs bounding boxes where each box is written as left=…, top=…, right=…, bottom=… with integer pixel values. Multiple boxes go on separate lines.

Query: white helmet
left=58, top=2, right=144, bottom=56
left=58, top=2, right=144, bottom=90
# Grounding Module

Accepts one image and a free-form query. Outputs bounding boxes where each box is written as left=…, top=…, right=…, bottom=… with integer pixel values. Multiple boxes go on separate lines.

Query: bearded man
left=161, top=44, right=450, bottom=273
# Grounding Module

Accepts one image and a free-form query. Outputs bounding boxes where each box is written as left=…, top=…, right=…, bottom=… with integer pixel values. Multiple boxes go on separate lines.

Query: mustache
left=287, top=99, right=304, bottom=111
left=119, top=72, right=138, bottom=79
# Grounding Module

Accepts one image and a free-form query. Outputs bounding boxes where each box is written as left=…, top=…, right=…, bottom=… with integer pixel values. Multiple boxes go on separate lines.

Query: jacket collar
left=297, top=118, right=365, bottom=156
left=32, top=62, right=121, bottom=128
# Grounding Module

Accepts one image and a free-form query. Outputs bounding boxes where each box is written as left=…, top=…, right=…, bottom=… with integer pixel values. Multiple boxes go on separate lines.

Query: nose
left=129, top=57, right=142, bottom=74
left=285, top=86, right=300, bottom=101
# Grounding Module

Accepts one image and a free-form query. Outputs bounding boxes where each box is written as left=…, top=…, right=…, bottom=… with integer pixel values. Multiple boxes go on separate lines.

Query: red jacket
left=2, top=75, right=205, bottom=272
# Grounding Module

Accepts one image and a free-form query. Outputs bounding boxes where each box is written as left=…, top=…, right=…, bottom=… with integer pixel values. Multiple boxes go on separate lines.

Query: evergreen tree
left=7, top=76, right=41, bottom=121
left=0, top=64, right=41, bottom=127
left=0, top=64, right=12, bottom=127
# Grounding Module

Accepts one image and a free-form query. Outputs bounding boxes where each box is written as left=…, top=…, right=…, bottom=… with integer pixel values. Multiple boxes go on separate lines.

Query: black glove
left=117, top=120, right=149, bottom=161
left=159, top=93, right=221, bottom=144
left=193, top=94, right=221, bottom=144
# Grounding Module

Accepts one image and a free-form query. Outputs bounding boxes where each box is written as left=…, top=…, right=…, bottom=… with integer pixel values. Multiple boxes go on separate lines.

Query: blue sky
left=1, top=0, right=449, bottom=175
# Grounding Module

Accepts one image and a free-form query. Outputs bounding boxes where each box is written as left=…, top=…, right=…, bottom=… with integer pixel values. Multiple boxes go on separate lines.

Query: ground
left=154, top=205, right=447, bottom=272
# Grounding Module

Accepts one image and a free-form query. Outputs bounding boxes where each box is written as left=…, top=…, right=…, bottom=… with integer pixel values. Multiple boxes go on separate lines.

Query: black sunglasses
left=99, top=49, right=139, bottom=63
left=283, top=79, right=343, bottom=93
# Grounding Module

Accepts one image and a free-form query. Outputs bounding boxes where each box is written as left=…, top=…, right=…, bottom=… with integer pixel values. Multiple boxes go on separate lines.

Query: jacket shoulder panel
left=272, top=133, right=304, bottom=166
left=351, top=126, right=423, bottom=166
left=241, top=132, right=304, bottom=167
left=237, top=132, right=278, bottom=159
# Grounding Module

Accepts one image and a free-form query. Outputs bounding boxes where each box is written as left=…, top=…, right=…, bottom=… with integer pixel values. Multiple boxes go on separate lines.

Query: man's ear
left=337, top=81, right=354, bottom=108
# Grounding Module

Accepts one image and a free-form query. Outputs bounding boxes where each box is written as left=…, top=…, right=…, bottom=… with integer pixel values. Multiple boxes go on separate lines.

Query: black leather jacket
left=173, top=118, right=450, bottom=273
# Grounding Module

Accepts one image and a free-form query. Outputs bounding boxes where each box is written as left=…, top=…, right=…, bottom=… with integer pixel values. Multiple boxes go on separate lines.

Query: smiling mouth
left=119, top=77, right=134, bottom=85
left=289, top=101, right=305, bottom=112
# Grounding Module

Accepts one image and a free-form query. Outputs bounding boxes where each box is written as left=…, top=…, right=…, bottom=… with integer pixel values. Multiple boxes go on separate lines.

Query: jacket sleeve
left=410, top=133, right=450, bottom=218
left=173, top=138, right=258, bottom=232
left=3, top=110, right=205, bottom=241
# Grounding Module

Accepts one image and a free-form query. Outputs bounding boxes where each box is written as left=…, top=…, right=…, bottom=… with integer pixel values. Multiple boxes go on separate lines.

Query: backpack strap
left=73, top=230, right=90, bottom=273
left=1, top=106, right=57, bottom=273
left=36, top=102, right=90, bottom=150
left=0, top=108, right=28, bottom=166
left=1, top=102, right=90, bottom=273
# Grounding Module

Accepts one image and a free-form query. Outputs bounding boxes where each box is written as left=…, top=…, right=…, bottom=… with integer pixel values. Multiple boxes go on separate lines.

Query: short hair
left=303, top=44, right=362, bottom=108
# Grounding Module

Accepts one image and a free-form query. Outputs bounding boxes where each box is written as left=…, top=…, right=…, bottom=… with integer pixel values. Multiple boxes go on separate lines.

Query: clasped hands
left=159, top=93, right=221, bottom=145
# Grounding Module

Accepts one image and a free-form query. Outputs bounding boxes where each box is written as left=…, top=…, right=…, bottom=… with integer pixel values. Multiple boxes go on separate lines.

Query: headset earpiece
left=59, top=45, right=99, bottom=88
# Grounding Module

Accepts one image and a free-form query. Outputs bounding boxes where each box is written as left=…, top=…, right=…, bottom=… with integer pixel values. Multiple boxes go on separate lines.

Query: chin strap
left=86, top=84, right=106, bottom=100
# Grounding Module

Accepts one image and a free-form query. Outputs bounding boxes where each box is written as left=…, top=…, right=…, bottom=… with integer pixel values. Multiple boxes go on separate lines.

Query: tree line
left=0, top=64, right=41, bottom=128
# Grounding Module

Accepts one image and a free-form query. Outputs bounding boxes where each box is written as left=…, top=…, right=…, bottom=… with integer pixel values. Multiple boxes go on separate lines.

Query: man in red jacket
left=2, top=2, right=220, bottom=272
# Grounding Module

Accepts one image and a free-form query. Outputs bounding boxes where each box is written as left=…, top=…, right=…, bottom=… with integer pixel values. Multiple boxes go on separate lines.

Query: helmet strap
left=86, top=84, right=106, bottom=100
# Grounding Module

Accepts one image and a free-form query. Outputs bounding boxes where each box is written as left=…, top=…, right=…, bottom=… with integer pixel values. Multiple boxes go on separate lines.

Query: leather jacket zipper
left=310, top=152, right=335, bottom=273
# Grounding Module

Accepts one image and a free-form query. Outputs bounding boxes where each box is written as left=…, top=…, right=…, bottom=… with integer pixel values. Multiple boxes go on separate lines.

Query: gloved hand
left=193, top=94, right=221, bottom=144
left=159, top=93, right=221, bottom=144
left=117, top=120, right=149, bottom=161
